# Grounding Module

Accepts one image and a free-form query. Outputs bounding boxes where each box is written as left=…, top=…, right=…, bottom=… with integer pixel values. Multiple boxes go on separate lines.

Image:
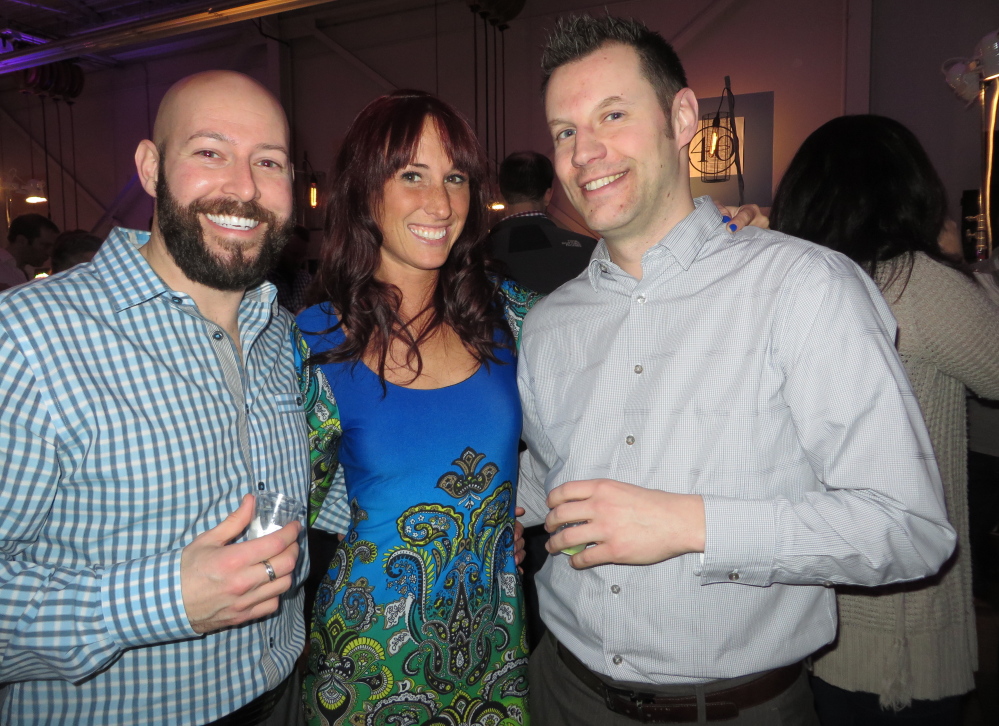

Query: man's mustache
left=190, top=197, right=277, bottom=226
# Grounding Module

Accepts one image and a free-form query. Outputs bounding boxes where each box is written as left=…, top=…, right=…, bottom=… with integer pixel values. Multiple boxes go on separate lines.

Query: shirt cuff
left=699, top=496, right=777, bottom=586
left=312, top=492, right=351, bottom=533
left=101, top=549, right=200, bottom=648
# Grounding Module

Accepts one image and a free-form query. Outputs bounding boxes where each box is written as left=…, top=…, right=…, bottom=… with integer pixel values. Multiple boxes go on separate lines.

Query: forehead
left=545, top=43, right=651, bottom=117
left=404, top=120, right=460, bottom=169
left=36, top=227, right=58, bottom=243
left=168, top=92, right=289, bottom=153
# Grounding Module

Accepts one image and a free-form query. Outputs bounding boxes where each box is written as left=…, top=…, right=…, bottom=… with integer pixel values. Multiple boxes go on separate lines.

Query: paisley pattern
left=296, top=280, right=537, bottom=726
left=297, top=279, right=539, bottom=527
left=293, top=333, right=342, bottom=527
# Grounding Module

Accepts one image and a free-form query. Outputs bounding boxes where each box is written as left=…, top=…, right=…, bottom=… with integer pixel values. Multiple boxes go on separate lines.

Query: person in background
left=296, top=89, right=537, bottom=725
left=268, top=224, right=313, bottom=313
left=0, top=71, right=307, bottom=725
left=518, top=15, right=956, bottom=725
left=49, top=230, right=103, bottom=274
left=489, top=150, right=597, bottom=295
left=0, top=213, right=59, bottom=289
left=769, top=113, right=999, bottom=725
left=490, top=149, right=598, bottom=651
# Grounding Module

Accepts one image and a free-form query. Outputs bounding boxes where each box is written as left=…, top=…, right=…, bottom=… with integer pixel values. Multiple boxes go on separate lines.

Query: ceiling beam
left=310, top=22, right=396, bottom=92
left=0, top=0, right=339, bottom=75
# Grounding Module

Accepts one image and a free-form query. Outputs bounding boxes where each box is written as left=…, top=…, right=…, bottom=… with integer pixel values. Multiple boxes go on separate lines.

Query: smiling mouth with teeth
left=583, top=172, right=626, bottom=192
left=409, top=225, right=448, bottom=241
left=205, top=213, right=261, bottom=231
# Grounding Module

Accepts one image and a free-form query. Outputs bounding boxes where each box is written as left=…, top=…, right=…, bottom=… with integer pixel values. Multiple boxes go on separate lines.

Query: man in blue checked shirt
left=0, top=71, right=309, bottom=725
left=517, top=15, right=957, bottom=726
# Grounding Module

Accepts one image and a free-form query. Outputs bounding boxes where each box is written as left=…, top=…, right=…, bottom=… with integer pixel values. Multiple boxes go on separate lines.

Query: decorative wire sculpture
left=691, top=110, right=736, bottom=182
left=689, top=77, right=745, bottom=204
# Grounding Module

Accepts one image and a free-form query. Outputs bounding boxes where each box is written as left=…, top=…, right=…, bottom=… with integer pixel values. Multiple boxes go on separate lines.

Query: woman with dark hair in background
left=295, top=90, right=535, bottom=725
left=771, top=114, right=999, bottom=724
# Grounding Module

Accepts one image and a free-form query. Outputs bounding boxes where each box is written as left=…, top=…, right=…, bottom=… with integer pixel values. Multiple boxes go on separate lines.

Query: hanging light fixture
left=301, top=151, right=319, bottom=209
left=24, top=178, right=47, bottom=204
left=688, top=77, right=745, bottom=203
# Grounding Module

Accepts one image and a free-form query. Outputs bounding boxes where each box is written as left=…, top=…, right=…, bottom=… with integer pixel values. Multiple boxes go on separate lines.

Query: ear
left=135, top=139, right=161, bottom=199
left=543, top=188, right=554, bottom=206
left=671, top=88, right=699, bottom=149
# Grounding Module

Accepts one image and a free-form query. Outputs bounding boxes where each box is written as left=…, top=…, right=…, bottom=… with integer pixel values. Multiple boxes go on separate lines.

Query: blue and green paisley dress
left=295, top=281, right=539, bottom=726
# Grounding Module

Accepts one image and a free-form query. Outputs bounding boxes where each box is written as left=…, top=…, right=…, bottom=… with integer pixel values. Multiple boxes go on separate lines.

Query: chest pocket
left=273, top=392, right=305, bottom=414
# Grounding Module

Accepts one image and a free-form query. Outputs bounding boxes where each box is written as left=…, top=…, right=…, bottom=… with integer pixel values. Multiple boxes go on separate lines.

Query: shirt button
left=634, top=364, right=643, bottom=374
left=728, top=572, right=740, bottom=582
left=612, top=655, right=623, bottom=665
left=611, top=584, right=621, bottom=594
left=269, top=637, right=275, bottom=648
left=823, top=581, right=833, bottom=588
left=600, top=264, right=609, bottom=273
left=296, top=396, right=303, bottom=405
left=171, top=296, right=182, bottom=305
left=212, top=331, right=224, bottom=341
left=625, top=435, right=635, bottom=445
left=636, top=294, right=646, bottom=304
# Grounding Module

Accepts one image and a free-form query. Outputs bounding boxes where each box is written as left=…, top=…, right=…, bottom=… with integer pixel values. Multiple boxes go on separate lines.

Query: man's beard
left=155, top=169, right=294, bottom=291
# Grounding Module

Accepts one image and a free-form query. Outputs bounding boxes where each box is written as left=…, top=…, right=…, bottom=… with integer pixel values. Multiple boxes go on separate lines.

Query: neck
left=604, top=194, right=696, bottom=280
left=504, top=200, right=546, bottom=216
left=377, top=264, right=439, bottom=324
left=139, top=231, right=246, bottom=345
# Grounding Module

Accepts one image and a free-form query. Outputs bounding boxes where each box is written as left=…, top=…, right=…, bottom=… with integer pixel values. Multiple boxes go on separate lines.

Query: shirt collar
left=501, top=210, right=549, bottom=222
left=585, top=196, right=724, bottom=288
left=94, top=227, right=277, bottom=313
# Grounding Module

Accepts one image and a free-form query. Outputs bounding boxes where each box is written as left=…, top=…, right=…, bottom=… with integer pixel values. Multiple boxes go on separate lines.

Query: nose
left=220, top=159, right=260, bottom=203
left=424, top=181, right=453, bottom=220
left=570, top=127, right=606, bottom=168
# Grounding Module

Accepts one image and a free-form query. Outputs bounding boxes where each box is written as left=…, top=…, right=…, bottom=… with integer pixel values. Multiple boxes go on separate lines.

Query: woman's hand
left=713, top=200, right=770, bottom=232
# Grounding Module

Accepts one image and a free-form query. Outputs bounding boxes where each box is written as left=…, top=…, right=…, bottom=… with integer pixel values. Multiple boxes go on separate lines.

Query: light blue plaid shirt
left=0, top=228, right=310, bottom=724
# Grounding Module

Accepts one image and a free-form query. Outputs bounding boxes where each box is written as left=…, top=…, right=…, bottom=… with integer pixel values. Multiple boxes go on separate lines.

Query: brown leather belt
left=554, top=637, right=802, bottom=723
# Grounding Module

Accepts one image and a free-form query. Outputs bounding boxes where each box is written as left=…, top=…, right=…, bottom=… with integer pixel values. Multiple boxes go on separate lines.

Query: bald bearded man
left=0, top=71, right=309, bottom=725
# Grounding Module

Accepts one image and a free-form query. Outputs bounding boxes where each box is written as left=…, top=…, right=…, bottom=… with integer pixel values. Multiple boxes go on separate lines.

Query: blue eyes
left=554, top=112, right=624, bottom=142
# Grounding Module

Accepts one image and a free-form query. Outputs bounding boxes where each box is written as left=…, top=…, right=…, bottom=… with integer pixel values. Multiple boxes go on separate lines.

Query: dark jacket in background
left=489, top=213, right=598, bottom=294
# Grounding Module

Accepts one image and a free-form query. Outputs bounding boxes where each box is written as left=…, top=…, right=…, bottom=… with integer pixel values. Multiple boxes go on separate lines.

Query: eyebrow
left=402, top=161, right=466, bottom=174
left=185, top=131, right=289, bottom=155
left=547, top=95, right=631, bottom=128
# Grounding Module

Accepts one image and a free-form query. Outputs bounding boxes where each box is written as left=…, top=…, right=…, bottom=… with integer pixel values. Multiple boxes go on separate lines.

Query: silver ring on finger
left=262, top=559, right=277, bottom=582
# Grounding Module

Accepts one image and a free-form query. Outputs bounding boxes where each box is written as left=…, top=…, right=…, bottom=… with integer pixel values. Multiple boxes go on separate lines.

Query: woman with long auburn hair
left=295, top=90, right=537, bottom=725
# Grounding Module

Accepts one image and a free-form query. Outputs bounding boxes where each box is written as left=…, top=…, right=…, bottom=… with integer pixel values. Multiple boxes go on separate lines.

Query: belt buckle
left=603, top=685, right=661, bottom=723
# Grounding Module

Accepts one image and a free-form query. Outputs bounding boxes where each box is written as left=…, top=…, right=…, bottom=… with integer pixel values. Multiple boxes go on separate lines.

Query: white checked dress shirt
left=0, top=228, right=310, bottom=724
left=517, top=198, right=956, bottom=685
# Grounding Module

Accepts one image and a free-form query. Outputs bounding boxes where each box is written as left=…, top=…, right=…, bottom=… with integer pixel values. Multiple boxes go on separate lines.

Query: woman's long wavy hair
left=305, top=90, right=507, bottom=381
left=770, top=114, right=968, bottom=296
